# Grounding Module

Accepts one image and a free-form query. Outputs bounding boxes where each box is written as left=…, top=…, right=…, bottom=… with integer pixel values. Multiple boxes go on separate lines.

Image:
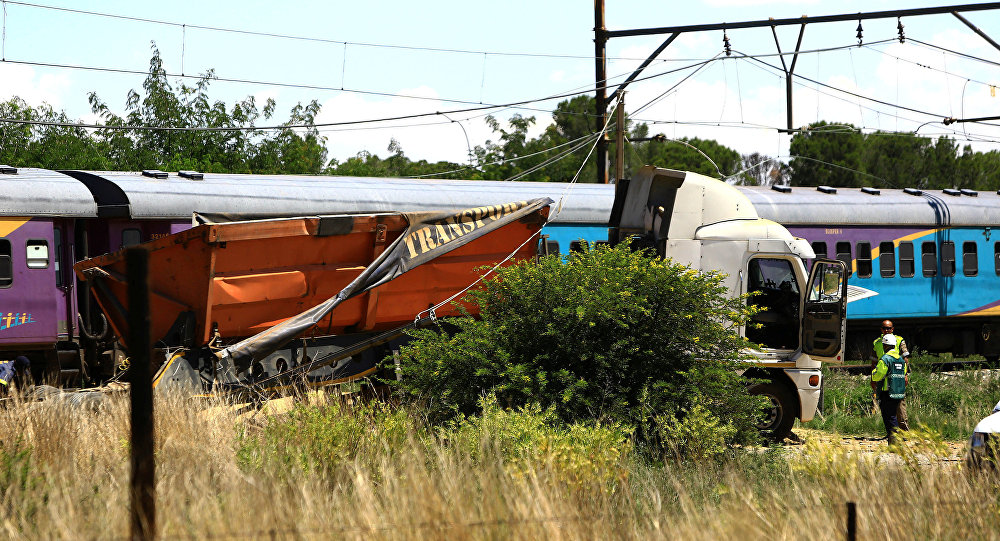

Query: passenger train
left=1, top=165, right=996, bottom=383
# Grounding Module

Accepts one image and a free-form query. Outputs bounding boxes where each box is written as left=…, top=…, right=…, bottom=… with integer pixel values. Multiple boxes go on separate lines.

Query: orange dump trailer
left=75, top=204, right=549, bottom=351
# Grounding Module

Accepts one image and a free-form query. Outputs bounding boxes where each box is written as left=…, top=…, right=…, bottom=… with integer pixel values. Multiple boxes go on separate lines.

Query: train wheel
left=750, top=381, right=797, bottom=442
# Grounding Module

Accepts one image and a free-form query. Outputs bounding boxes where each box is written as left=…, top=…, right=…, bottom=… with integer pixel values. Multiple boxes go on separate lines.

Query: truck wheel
left=749, top=381, right=797, bottom=441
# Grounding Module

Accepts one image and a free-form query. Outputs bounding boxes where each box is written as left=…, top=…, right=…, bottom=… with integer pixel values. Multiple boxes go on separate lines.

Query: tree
left=85, top=44, right=329, bottom=174
left=735, top=152, right=788, bottom=186
left=788, top=121, right=865, bottom=186
left=630, top=134, right=742, bottom=179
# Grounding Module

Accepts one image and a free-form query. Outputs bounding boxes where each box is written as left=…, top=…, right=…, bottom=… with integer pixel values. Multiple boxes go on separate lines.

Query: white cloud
left=0, top=64, right=71, bottom=108
left=316, top=86, right=502, bottom=165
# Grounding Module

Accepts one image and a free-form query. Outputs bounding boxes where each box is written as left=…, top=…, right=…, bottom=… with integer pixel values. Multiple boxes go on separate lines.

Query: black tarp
left=215, top=198, right=552, bottom=369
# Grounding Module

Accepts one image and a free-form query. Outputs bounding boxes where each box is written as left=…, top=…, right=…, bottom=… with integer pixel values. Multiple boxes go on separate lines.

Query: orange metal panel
left=212, top=271, right=308, bottom=305
left=75, top=210, right=543, bottom=346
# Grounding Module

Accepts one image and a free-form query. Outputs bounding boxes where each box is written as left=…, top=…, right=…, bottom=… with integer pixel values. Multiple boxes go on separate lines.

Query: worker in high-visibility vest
left=871, top=335, right=908, bottom=444
left=873, top=320, right=910, bottom=430
left=0, top=356, right=30, bottom=395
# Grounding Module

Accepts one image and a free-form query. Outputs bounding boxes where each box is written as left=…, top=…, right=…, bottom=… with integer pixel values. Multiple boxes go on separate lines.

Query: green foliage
left=2, top=44, right=328, bottom=174
left=629, top=130, right=743, bottom=179
left=236, top=401, right=415, bottom=475
left=789, top=121, right=1000, bottom=189
left=444, top=394, right=631, bottom=487
left=0, top=438, right=39, bottom=495
left=395, top=243, right=763, bottom=449
left=789, top=121, right=865, bottom=187
left=655, top=403, right=737, bottom=461
left=804, top=361, right=1000, bottom=441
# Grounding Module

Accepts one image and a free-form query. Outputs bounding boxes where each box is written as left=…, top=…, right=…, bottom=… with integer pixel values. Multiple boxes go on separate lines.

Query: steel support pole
left=595, top=0, right=608, bottom=184
left=615, top=92, right=626, bottom=183
left=126, top=247, right=155, bottom=541
left=952, top=11, right=1000, bottom=54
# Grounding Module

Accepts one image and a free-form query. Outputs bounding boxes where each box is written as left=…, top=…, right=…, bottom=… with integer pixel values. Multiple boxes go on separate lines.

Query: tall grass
left=0, top=390, right=997, bottom=539
left=805, top=360, right=1000, bottom=441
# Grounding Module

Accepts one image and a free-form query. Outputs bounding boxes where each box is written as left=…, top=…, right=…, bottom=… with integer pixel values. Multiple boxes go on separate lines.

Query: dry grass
left=0, top=391, right=997, bottom=540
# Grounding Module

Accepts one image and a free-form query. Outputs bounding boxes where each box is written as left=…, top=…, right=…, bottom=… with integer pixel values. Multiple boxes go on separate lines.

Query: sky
left=3, top=0, right=1000, bottom=171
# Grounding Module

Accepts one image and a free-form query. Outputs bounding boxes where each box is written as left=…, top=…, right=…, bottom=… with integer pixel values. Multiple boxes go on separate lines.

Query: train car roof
left=0, top=168, right=98, bottom=217
left=736, top=185, right=1000, bottom=227
left=67, top=171, right=615, bottom=224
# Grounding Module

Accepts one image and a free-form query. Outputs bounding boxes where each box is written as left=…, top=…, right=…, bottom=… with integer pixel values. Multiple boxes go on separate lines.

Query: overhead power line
left=0, top=53, right=729, bottom=132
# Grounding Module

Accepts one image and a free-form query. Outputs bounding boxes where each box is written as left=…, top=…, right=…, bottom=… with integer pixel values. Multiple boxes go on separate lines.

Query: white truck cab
left=609, top=166, right=849, bottom=439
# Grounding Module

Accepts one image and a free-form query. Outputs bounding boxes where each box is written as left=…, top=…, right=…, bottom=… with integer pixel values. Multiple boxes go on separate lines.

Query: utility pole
left=615, top=92, right=626, bottom=183
left=594, top=0, right=608, bottom=184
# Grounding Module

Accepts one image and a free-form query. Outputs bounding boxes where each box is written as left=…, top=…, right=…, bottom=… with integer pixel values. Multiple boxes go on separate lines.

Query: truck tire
left=749, top=381, right=797, bottom=441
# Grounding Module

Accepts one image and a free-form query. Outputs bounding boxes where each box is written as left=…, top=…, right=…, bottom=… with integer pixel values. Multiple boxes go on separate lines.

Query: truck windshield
left=746, top=258, right=800, bottom=350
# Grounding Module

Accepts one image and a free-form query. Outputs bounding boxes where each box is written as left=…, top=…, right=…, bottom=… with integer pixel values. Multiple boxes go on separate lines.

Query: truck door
left=802, top=259, right=848, bottom=362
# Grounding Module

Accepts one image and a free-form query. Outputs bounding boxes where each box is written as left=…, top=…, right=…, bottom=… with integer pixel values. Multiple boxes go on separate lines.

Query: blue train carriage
left=0, top=167, right=97, bottom=383
left=739, top=184, right=1000, bottom=361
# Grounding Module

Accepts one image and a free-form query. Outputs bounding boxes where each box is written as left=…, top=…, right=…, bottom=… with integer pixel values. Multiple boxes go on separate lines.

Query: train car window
left=569, top=240, right=587, bottom=253
left=835, top=242, right=852, bottom=273
left=879, top=241, right=895, bottom=278
left=53, top=228, right=62, bottom=287
left=0, top=240, right=10, bottom=287
left=811, top=241, right=827, bottom=259
left=25, top=240, right=49, bottom=269
left=942, top=241, right=956, bottom=277
left=922, top=242, right=937, bottom=277
left=122, top=228, right=141, bottom=249
left=856, top=242, right=872, bottom=278
left=963, top=241, right=978, bottom=277
left=995, top=243, right=1000, bottom=276
left=899, top=242, right=914, bottom=278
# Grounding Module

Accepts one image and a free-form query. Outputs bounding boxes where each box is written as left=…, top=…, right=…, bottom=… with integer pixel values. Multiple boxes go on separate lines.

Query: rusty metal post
left=126, top=247, right=156, bottom=541
left=615, top=92, right=626, bottom=183
left=595, top=0, right=608, bottom=184
left=846, top=501, right=856, bottom=541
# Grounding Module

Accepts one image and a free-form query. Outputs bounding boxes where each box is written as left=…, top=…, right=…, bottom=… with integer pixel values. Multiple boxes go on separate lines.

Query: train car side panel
left=0, top=218, right=61, bottom=347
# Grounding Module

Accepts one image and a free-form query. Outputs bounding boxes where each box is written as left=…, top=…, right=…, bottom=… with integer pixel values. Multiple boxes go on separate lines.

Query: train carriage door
left=802, top=259, right=848, bottom=362
left=53, top=222, right=75, bottom=340
left=0, top=219, right=60, bottom=347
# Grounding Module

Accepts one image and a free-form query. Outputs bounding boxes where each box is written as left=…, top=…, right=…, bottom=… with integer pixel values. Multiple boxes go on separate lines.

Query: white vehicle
left=967, top=400, right=1000, bottom=469
left=610, top=166, right=849, bottom=439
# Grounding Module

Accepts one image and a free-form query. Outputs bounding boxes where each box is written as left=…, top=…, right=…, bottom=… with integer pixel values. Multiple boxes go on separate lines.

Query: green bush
left=443, top=394, right=632, bottom=487
left=395, top=243, right=763, bottom=448
left=656, top=403, right=737, bottom=461
left=236, top=401, right=416, bottom=475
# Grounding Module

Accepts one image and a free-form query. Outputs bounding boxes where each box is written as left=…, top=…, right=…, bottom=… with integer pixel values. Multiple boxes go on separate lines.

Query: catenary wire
left=405, top=131, right=601, bottom=178
left=413, top=99, right=618, bottom=323
left=0, top=55, right=723, bottom=131
left=0, top=1, right=917, bottom=65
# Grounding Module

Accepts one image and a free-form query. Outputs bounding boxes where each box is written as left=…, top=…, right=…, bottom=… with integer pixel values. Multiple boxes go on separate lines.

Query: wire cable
left=405, top=130, right=601, bottom=179
left=413, top=98, right=619, bottom=322
left=0, top=54, right=722, bottom=132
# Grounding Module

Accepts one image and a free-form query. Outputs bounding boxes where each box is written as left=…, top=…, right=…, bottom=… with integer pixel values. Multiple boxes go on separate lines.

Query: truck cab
left=609, top=166, right=848, bottom=439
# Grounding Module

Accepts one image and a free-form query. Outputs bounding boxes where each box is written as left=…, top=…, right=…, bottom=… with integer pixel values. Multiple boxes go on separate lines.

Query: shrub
left=443, top=394, right=631, bottom=487
left=395, top=243, right=763, bottom=448
left=236, top=400, right=416, bottom=475
left=655, top=403, right=737, bottom=461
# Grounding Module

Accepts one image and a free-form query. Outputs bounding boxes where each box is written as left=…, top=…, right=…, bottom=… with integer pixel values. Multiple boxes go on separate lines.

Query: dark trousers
left=878, top=391, right=902, bottom=443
